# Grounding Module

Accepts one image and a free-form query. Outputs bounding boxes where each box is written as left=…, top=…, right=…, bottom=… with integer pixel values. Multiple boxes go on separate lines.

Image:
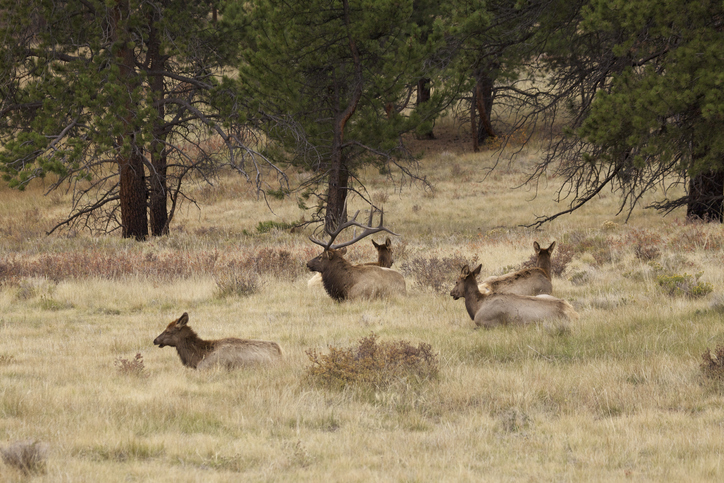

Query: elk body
left=307, top=237, right=394, bottom=288
left=478, top=241, right=556, bottom=296
left=453, top=265, right=577, bottom=329
left=307, top=209, right=406, bottom=301
left=153, top=313, right=282, bottom=369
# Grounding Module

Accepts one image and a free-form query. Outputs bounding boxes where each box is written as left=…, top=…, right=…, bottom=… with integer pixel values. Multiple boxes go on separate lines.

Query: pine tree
left=228, top=0, right=445, bottom=229
left=0, top=0, right=265, bottom=238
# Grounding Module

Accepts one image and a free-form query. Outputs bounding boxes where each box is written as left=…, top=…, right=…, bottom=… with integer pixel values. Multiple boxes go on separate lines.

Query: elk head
left=450, top=264, right=482, bottom=300
left=372, top=237, right=393, bottom=267
left=153, top=312, right=190, bottom=348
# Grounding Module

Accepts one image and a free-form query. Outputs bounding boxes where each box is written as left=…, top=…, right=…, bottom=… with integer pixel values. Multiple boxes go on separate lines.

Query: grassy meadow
left=1, top=129, right=724, bottom=481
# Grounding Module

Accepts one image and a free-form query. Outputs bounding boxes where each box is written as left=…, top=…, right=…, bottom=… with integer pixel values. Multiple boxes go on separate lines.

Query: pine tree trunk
left=474, top=71, right=496, bottom=145
left=687, top=169, right=724, bottom=222
left=416, top=78, right=434, bottom=139
left=114, top=1, right=148, bottom=240
left=148, top=11, right=169, bottom=236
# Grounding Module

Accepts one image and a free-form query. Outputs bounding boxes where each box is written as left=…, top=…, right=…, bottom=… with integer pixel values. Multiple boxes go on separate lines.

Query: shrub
left=1, top=440, right=48, bottom=475
left=256, top=220, right=294, bottom=234
left=401, top=255, right=478, bottom=294
left=305, top=333, right=438, bottom=390
left=701, top=345, right=724, bottom=381
left=213, top=269, right=261, bottom=298
left=114, top=353, right=148, bottom=378
left=657, top=272, right=713, bottom=298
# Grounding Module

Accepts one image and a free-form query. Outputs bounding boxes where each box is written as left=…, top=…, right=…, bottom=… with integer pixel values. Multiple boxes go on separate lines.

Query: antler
left=309, top=207, right=399, bottom=250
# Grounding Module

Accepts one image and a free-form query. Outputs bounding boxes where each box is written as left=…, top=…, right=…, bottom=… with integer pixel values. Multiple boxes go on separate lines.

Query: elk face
left=372, top=237, right=394, bottom=267
left=307, top=248, right=347, bottom=272
left=153, top=312, right=189, bottom=348
left=534, top=241, right=556, bottom=257
left=450, top=264, right=482, bottom=300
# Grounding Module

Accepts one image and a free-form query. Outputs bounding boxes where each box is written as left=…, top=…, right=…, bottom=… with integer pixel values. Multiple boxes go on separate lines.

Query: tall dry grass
left=1, top=139, right=723, bottom=481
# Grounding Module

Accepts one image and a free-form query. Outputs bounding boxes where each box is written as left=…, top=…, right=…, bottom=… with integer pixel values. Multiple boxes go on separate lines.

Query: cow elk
left=307, top=236, right=395, bottom=288
left=153, top=312, right=282, bottom=369
left=478, top=241, right=556, bottom=296
left=306, top=208, right=406, bottom=301
left=453, top=264, right=577, bottom=329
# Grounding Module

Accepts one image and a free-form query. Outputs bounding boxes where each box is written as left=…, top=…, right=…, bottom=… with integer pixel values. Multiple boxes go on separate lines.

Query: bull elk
left=307, top=236, right=395, bottom=288
left=478, top=241, right=556, bottom=296
left=306, top=208, right=406, bottom=301
left=453, top=264, right=577, bottom=329
left=153, top=312, right=282, bottom=369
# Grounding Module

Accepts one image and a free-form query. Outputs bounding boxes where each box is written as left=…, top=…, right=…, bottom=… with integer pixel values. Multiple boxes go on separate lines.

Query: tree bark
left=147, top=10, right=169, bottom=236
left=114, top=0, right=148, bottom=240
left=474, top=70, right=496, bottom=146
left=687, top=168, right=724, bottom=222
left=416, top=77, right=434, bottom=139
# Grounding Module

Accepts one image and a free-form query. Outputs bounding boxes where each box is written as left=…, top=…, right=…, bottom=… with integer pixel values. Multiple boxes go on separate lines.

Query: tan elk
left=453, top=264, right=577, bottom=329
left=306, top=208, right=406, bottom=301
left=307, top=236, right=395, bottom=288
left=153, top=312, right=282, bottom=369
left=478, top=241, right=556, bottom=296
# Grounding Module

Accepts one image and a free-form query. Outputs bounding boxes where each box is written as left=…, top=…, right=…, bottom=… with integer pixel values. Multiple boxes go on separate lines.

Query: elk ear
left=372, top=240, right=380, bottom=249
left=460, top=265, right=470, bottom=276
left=471, top=264, right=482, bottom=277
left=548, top=241, right=556, bottom=252
left=385, top=237, right=391, bottom=248
left=533, top=241, right=541, bottom=253
left=338, top=247, right=347, bottom=255
left=177, top=313, right=189, bottom=327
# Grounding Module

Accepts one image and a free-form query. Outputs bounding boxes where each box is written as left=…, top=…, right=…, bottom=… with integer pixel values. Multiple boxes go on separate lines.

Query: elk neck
left=175, top=326, right=216, bottom=368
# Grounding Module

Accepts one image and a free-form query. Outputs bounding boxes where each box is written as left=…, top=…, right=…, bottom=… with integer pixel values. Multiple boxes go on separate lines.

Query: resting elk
left=478, top=241, right=556, bottom=296
left=307, top=236, right=394, bottom=288
left=306, top=208, right=406, bottom=301
left=153, top=312, right=282, bottom=369
left=453, top=264, right=577, bottom=329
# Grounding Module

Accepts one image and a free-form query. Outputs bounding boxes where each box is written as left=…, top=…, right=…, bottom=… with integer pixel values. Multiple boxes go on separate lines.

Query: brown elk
left=307, top=236, right=394, bottom=288
left=453, top=264, right=577, bottom=329
left=306, top=208, right=406, bottom=301
left=478, top=241, right=556, bottom=296
left=153, top=312, right=282, bottom=369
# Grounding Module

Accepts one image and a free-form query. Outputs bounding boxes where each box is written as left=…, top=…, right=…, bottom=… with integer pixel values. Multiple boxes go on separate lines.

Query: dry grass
left=1, top=142, right=724, bottom=481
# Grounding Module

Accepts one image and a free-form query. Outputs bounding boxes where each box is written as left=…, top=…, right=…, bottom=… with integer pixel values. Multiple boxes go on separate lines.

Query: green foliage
left=305, top=333, right=439, bottom=390
left=256, top=220, right=293, bottom=234
left=657, top=272, right=713, bottom=299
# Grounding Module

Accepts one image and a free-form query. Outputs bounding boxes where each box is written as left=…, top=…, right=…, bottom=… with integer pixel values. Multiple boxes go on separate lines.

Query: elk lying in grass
left=306, top=208, right=406, bottom=301
left=478, top=241, right=556, bottom=296
left=453, top=265, right=577, bottom=329
left=307, top=237, right=394, bottom=288
left=153, top=313, right=282, bottom=369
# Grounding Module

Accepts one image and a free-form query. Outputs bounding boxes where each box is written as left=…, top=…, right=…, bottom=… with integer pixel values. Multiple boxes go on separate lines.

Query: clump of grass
left=701, top=345, right=724, bottom=381
left=213, top=269, right=261, bottom=298
left=0, top=354, right=15, bottom=365
left=256, top=220, right=294, bottom=234
left=114, top=353, right=148, bottom=378
left=401, top=255, right=477, bottom=293
left=1, top=440, right=48, bottom=475
left=305, top=333, right=438, bottom=390
left=657, top=272, right=713, bottom=298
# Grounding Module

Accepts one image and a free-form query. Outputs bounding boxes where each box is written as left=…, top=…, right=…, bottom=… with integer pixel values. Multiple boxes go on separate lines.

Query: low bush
left=114, top=353, right=148, bottom=378
left=401, top=255, right=477, bottom=293
left=1, top=440, right=48, bottom=475
left=305, top=333, right=438, bottom=390
left=701, top=345, right=724, bottom=381
left=657, top=272, right=713, bottom=298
